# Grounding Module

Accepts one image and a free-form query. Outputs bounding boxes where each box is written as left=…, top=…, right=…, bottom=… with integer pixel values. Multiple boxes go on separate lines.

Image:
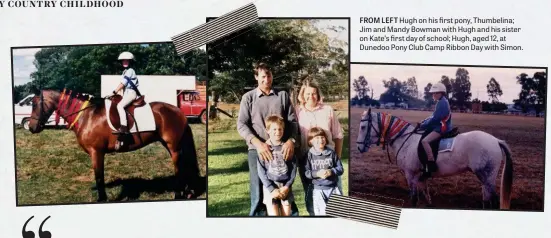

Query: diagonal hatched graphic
left=171, top=3, right=259, bottom=55
left=326, top=194, right=402, bottom=229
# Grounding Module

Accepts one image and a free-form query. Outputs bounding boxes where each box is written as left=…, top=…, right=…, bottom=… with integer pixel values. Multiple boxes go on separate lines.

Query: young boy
left=257, top=115, right=298, bottom=216
left=304, top=127, right=344, bottom=216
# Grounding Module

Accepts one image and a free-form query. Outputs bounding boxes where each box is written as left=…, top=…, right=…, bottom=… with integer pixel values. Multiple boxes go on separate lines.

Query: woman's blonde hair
left=298, top=78, right=323, bottom=106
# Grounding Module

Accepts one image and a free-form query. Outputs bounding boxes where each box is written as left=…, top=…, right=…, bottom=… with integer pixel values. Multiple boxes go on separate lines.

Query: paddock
left=349, top=107, right=545, bottom=211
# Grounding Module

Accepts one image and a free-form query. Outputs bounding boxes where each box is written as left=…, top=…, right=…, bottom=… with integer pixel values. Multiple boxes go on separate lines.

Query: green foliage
left=423, top=82, right=435, bottom=107
left=404, top=77, right=419, bottom=98
left=352, top=75, right=370, bottom=99
left=450, top=68, right=472, bottom=109
left=486, top=77, right=503, bottom=103
left=380, top=77, right=407, bottom=105
left=354, top=67, right=545, bottom=113
left=439, top=75, right=452, bottom=99
left=471, top=98, right=508, bottom=112
left=482, top=101, right=508, bottom=112
left=13, top=84, right=33, bottom=103
left=207, top=19, right=349, bottom=104
left=14, top=43, right=206, bottom=98
left=513, top=71, right=546, bottom=113
left=351, top=75, right=380, bottom=106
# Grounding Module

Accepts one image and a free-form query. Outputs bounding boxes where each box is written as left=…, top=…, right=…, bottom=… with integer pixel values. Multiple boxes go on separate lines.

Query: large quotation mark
left=22, top=216, right=52, bottom=238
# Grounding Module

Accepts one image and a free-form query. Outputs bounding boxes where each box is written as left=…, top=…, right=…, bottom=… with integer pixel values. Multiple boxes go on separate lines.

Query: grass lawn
left=207, top=101, right=349, bottom=216
left=15, top=123, right=206, bottom=206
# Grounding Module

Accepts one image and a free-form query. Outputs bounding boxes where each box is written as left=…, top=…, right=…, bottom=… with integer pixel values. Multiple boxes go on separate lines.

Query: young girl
left=304, top=127, right=344, bottom=216
left=109, top=51, right=141, bottom=135
left=419, top=82, right=452, bottom=175
left=295, top=80, right=344, bottom=216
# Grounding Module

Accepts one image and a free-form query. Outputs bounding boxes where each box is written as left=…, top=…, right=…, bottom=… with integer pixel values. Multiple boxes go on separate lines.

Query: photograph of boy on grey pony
left=350, top=63, right=546, bottom=211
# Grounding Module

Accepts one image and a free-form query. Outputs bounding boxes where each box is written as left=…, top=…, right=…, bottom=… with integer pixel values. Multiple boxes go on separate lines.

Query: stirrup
left=425, top=161, right=438, bottom=172
left=115, top=140, right=122, bottom=151
left=115, top=139, right=127, bottom=151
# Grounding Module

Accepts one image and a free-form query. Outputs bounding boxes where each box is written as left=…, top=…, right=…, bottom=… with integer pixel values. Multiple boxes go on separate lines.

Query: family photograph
left=207, top=18, right=350, bottom=216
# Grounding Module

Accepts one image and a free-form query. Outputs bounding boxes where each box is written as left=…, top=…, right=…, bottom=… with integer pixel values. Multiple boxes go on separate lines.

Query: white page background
left=1, top=0, right=549, bottom=237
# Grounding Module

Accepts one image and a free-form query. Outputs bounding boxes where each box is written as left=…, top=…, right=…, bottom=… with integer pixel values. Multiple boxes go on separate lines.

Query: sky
left=350, top=64, right=546, bottom=104
left=312, top=19, right=349, bottom=54
left=12, top=19, right=348, bottom=87
left=12, top=48, right=41, bottom=86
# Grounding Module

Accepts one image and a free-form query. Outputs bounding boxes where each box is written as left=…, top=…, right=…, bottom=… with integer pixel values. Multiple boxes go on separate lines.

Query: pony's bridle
left=30, top=91, right=49, bottom=127
left=29, top=90, right=95, bottom=129
left=356, top=110, right=380, bottom=153
left=356, top=109, right=422, bottom=164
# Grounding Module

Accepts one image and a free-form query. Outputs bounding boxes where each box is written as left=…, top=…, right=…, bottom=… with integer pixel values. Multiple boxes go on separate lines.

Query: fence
left=351, top=105, right=546, bottom=118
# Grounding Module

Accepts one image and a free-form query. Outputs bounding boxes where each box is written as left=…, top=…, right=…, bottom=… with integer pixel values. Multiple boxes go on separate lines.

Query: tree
left=450, top=68, right=472, bottom=109
left=533, top=71, right=547, bottom=109
left=25, top=43, right=206, bottom=97
left=514, top=71, right=546, bottom=113
left=486, top=77, right=503, bottom=103
left=351, top=75, right=378, bottom=106
left=439, top=75, right=452, bottom=99
left=351, top=95, right=359, bottom=106
left=404, top=76, right=419, bottom=98
left=352, top=75, right=370, bottom=99
left=380, top=77, right=407, bottom=106
left=423, top=82, right=434, bottom=107
left=207, top=19, right=349, bottom=104
left=13, top=84, right=32, bottom=103
left=480, top=100, right=508, bottom=112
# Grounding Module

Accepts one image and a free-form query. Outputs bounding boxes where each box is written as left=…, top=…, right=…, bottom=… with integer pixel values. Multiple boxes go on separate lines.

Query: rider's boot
left=420, top=155, right=438, bottom=181
left=115, top=125, right=129, bottom=151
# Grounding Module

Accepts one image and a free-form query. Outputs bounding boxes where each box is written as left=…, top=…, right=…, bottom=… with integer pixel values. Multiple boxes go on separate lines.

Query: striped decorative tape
left=326, top=194, right=402, bottom=229
left=171, top=3, right=259, bottom=55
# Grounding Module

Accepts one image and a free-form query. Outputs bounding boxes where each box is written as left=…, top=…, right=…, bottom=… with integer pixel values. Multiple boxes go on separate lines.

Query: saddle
left=417, top=127, right=460, bottom=167
left=109, top=94, right=146, bottom=132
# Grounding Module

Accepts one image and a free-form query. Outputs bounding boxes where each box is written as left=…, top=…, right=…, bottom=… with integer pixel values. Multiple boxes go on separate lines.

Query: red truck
left=177, top=89, right=207, bottom=124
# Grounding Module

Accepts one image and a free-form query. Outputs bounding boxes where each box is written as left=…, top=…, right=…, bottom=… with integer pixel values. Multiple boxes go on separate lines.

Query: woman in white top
left=295, top=80, right=344, bottom=216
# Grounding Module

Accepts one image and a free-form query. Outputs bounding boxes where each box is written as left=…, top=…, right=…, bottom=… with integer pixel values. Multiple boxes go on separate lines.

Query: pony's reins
left=357, top=109, right=424, bottom=165
left=32, top=89, right=145, bottom=145
left=31, top=89, right=114, bottom=129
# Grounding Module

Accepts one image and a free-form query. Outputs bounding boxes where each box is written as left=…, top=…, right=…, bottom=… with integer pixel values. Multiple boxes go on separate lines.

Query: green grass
left=15, top=123, right=206, bottom=205
left=207, top=109, right=349, bottom=216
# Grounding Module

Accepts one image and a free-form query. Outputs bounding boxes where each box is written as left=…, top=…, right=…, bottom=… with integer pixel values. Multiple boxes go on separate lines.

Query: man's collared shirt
left=237, top=87, right=299, bottom=150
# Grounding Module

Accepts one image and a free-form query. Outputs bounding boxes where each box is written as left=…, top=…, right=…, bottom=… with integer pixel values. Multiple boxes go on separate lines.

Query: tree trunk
left=209, top=90, right=218, bottom=119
